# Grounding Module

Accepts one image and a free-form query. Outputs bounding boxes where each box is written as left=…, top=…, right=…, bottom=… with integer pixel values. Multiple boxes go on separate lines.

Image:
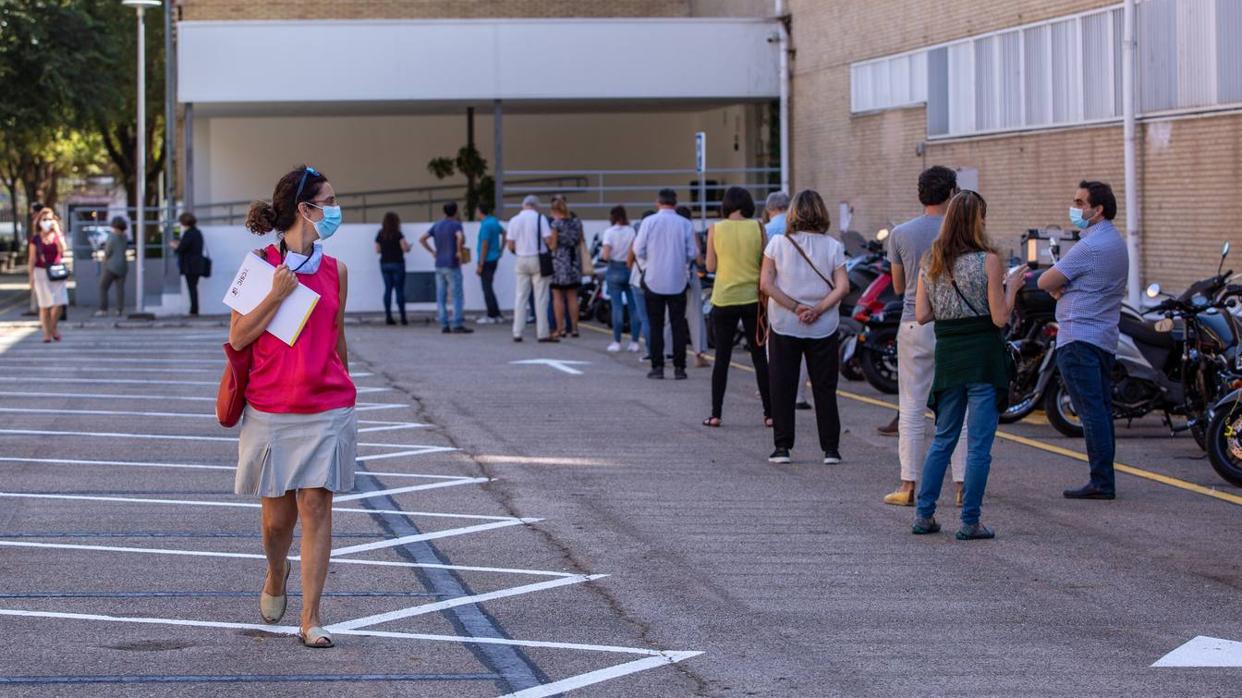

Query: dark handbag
left=37, top=237, right=70, bottom=281
left=536, top=214, right=554, bottom=277
left=216, top=342, right=253, bottom=428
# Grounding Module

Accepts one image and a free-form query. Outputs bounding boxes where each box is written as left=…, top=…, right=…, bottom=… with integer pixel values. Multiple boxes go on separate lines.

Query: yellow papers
left=222, top=252, right=320, bottom=346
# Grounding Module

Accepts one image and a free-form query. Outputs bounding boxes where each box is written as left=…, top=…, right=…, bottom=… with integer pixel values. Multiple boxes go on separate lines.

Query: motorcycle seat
left=1121, top=313, right=1176, bottom=350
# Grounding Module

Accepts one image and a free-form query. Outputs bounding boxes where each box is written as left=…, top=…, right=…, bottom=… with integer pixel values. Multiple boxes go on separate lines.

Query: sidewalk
left=0, top=269, right=444, bottom=329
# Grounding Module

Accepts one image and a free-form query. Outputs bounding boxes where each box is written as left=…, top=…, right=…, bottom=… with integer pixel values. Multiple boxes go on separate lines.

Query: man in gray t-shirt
left=889, top=214, right=942, bottom=323
left=882, top=166, right=967, bottom=508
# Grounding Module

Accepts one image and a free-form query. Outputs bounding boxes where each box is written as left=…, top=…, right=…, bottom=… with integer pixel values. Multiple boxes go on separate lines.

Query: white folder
left=222, top=252, right=320, bottom=346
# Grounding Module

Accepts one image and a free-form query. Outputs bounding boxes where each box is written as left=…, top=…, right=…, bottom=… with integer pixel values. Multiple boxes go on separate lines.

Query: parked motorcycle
left=1045, top=243, right=1240, bottom=447
left=841, top=229, right=896, bottom=384
left=997, top=229, right=1069, bottom=423
left=1200, top=282, right=1242, bottom=484
left=856, top=297, right=902, bottom=394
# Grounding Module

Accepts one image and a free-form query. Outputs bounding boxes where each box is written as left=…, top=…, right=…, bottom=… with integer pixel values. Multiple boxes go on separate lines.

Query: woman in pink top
left=230, top=165, right=355, bottom=649
left=27, top=208, right=68, bottom=342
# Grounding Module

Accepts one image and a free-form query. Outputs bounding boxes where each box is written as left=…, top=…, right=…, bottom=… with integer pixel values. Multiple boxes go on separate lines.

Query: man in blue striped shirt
left=1039, top=180, right=1129, bottom=500
left=633, top=188, right=697, bottom=380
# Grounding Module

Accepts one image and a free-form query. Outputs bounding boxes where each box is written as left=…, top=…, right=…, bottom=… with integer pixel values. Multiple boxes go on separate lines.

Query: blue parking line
left=356, top=462, right=548, bottom=694
left=0, top=674, right=500, bottom=685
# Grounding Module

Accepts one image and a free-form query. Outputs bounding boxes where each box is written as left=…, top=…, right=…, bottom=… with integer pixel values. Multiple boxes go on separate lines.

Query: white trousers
left=897, top=321, right=965, bottom=483
left=512, top=255, right=552, bottom=340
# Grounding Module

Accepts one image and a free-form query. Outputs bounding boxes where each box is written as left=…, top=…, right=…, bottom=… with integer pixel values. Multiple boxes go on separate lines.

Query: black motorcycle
left=999, top=266, right=1060, bottom=423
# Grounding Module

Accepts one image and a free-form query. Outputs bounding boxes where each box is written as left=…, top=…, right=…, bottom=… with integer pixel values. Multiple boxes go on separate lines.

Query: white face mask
left=39, top=219, right=54, bottom=232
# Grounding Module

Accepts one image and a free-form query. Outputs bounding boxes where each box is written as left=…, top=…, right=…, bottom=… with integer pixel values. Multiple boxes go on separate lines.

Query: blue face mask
left=305, top=203, right=342, bottom=240
left=1068, top=207, right=1091, bottom=230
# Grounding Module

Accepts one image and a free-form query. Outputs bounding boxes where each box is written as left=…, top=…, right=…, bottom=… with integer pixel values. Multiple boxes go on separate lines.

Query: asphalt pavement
left=0, top=313, right=1239, bottom=697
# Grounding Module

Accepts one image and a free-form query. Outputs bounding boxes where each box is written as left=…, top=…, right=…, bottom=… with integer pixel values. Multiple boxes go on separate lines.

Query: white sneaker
left=475, top=316, right=494, bottom=325
left=606, top=342, right=622, bottom=352
left=626, top=341, right=641, bottom=352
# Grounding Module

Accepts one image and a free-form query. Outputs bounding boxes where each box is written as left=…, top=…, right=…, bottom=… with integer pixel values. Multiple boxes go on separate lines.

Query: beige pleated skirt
left=32, top=267, right=68, bottom=309
left=235, top=405, right=357, bottom=498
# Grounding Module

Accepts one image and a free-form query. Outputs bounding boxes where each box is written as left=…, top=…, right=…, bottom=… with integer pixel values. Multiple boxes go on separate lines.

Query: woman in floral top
left=549, top=194, right=585, bottom=337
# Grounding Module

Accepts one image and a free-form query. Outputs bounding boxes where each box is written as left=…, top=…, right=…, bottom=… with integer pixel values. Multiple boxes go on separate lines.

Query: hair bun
left=244, top=201, right=277, bottom=235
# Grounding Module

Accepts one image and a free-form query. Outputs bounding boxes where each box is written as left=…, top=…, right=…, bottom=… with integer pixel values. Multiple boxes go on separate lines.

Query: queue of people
left=203, top=166, right=1128, bottom=651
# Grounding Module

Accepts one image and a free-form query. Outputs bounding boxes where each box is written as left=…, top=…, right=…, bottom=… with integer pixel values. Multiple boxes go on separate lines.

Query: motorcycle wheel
left=841, top=356, right=864, bottom=382
left=1206, top=401, right=1242, bottom=486
left=1044, top=378, right=1085, bottom=438
left=859, top=328, right=899, bottom=395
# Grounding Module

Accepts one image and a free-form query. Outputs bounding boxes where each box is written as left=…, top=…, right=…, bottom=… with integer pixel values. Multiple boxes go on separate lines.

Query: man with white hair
left=506, top=195, right=557, bottom=342
left=764, top=191, right=791, bottom=237
left=763, top=191, right=811, bottom=408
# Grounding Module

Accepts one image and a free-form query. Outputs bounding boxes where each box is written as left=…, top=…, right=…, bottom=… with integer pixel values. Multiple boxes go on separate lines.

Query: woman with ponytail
left=231, top=165, right=355, bottom=648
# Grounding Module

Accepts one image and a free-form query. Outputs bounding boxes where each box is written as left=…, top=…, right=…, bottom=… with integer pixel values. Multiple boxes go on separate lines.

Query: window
left=857, top=0, right=1242, bottom=138
left=850, top=51, right=927, bottom=113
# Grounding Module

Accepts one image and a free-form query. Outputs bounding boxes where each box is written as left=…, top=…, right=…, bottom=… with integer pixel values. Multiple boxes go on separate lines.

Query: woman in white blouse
left=759, top=189, right=850, bottom=465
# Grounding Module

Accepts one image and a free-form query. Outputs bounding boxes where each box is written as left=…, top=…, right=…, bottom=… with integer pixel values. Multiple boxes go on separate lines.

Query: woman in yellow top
left=703, top=186, right=772, bottom=427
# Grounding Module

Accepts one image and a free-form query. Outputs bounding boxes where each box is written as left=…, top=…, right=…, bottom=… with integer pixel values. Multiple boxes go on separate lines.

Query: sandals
left=702, top=417, right=721, bottom=427
left=298, top=626, right=335, bottom=648
left=259, top=559, right=291, bottom=624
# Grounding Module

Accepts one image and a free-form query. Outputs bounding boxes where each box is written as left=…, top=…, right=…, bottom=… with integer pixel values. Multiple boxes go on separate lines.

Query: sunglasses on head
left=293, top=166, right=318, bottom=206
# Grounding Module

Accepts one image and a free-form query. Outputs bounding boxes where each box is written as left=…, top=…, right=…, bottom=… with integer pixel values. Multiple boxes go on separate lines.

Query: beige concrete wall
left=192, top=106, right=764, bottom=219
left=787, top=0, right=1242, bottom=289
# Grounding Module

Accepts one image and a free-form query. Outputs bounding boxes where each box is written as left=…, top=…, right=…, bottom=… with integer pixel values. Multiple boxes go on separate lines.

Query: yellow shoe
left=883, top=489, right=915, bottom=507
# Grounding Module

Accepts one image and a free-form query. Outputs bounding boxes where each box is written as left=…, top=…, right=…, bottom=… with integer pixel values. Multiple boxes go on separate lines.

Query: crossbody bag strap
left=782, top=233, right=834, bottom=291
left=948, top=275, right=986, bottom=317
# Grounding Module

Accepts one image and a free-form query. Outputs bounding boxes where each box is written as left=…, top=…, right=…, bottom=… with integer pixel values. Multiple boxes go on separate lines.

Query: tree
left=426, top=108, right=494, bottom=221
left=84, top=0, right=167, bottom=242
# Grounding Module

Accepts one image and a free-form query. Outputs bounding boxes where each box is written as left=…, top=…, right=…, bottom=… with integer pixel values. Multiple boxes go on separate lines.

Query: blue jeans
left=1056, top=341, right=1116, bottom=493
left=380, top=262, right=405, bottom=320
left=632, top=285, right=651, bottom=347
left=606, top=263, right=639, bottom=343
left=434, top=266, right=464, bottom=329
left=916, top=383, right=999, bottom=525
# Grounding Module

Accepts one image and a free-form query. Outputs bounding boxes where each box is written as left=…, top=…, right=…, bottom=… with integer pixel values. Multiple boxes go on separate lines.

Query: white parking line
left=329, top=574, right=607, bottom=631
left=0, top=407, right=414, bottom=427
left=0, top=366, right=375, bottom=378
left=0, top=541, right=576, bottom=578
left=0, top=391, right=409, bottom=411
left=497, top=653, right=703, bottom=698
left=330, top=520, right=536, bottom=556
left=0, top=607, right=692, bottom=657
left=0, top=456, right=474, bottom=481
left=0, top=377, right=392, bottom=393
left=0, top=492, right=515, bottom=522
left=0, top=428, right=445, bottom=453
left=0, top=356, right=226, bottom=364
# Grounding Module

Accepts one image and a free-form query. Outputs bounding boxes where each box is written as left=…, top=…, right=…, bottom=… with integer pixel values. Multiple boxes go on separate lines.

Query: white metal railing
left=500, top=167, right=780, bottom=217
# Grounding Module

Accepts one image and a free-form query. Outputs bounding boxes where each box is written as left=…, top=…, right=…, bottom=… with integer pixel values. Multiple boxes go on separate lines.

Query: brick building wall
left=177, top=0, right=724, bottom=21
left=788, top=0, right=1242, bottom=289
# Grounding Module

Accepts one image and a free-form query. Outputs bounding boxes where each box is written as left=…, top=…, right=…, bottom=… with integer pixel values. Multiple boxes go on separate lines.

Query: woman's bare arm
left=760, top=256, right=808, bottom=315
left=705, top=224, right=718, bottom=273
left=915, top=273, right=934, bottom=325
left=986, top=252, right=1023, bottom=328
left=227, top=260, right=298, bottom=351
left=336, top=261, right=349, bottom=372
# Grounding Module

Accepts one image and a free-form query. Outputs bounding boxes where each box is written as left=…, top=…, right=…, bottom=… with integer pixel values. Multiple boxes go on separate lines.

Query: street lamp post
left=123, top=0, right=161, bottom=317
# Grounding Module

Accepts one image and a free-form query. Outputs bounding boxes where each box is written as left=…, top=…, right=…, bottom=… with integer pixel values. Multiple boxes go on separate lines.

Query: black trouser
left=769, top=331, right=840, bottom=452
left=99, top=269, right=125, bottom=312
left=644, top=285, right=688, bottom=370
left=711, top=303, right=771, bottom=419
left=184, top=273, right=201, bottom=315
left=480, top=260, right=501, bottom=318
